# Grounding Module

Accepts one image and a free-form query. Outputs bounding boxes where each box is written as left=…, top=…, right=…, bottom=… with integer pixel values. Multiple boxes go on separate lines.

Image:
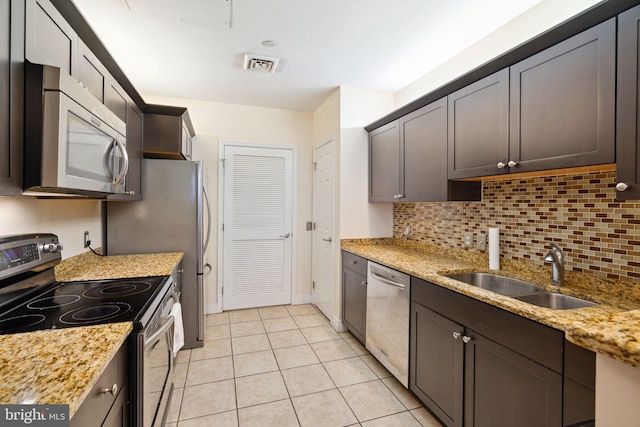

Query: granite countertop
left=0, top=250, right=184, bottom=416
left=342, top=238, right=640, bottom=367
left=55, top=250, right=184, bottom=281
left=0, top=322, right=132, bottom=417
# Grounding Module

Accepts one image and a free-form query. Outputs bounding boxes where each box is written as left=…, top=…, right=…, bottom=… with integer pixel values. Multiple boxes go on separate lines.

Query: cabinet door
left=105, top=77, right=128, bottom=123
left=343, top=268, right=367, bottom=344
left=464, top=331, right=562, bottom=427
left=400, top=97, right=447, bottom=202
left=410, top=302, right=463, bottom=427
left=0, top=0, right=24, bottom=195
left=448, top=69, right=509, bottom=179
left=78, top=39, right=107, bottom=103
left=617, top=5, right=640, bottom=200
left=510, top=19, right=615, bottom=173
left=369, top=120, right=400, bottom=202
left=25, top=0, right=77, bottom=76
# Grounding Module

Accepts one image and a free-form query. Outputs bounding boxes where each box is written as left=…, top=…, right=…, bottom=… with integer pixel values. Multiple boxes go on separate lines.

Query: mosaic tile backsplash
left=393, top=170, right=640, bottom=284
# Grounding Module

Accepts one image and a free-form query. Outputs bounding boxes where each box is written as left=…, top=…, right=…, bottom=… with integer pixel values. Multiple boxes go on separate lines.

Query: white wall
left=395, top=0, right=603, bottom=108
left=145, top=96, right=314, bottom=313
left=0, top=196, right=102, bottom=258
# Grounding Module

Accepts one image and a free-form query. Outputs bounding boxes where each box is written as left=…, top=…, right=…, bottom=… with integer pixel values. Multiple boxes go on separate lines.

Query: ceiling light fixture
left=262, top=40, right=277, bottom=48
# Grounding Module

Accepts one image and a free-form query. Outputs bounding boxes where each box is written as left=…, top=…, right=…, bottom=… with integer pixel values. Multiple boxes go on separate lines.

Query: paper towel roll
left=489, top=227, right=500, bottom=270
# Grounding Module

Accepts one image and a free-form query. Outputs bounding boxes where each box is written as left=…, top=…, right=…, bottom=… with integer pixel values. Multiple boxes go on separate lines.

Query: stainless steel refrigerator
left=105, top=158, right=211, bottom=349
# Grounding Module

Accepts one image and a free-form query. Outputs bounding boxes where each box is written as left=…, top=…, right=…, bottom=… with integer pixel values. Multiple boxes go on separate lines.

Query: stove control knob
left=43, top=243, right=63, bottom=253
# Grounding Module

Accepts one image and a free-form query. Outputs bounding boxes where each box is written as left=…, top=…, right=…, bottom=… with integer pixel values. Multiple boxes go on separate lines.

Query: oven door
left=141, top=308, right=175, bottom=427
left=41, top=90, right=129, bottom=194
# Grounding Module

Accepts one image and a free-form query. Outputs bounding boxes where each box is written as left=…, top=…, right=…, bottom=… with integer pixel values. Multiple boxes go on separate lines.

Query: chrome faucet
left=544, top=243, right=565, bottom=286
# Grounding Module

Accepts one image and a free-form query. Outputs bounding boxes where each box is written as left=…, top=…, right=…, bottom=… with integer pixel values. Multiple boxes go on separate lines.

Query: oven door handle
left=145, top=315, right=175, bottom=351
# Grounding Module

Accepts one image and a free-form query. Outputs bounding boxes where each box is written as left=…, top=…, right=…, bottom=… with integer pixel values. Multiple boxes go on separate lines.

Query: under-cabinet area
left=340, top=239, right=637, bottom=427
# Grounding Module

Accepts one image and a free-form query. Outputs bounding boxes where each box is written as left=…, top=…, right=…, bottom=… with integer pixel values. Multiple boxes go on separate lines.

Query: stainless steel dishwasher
left=366, top=261, right=411, bottom=387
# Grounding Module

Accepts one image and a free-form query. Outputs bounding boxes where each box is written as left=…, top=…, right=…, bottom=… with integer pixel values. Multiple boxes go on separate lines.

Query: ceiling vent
left=243, top=53, right=280, bottom=73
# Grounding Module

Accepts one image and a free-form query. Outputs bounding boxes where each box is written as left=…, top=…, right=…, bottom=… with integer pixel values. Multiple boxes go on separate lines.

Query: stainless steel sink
left=445, top=272, right=598, bottom=310
left=444, top=272, right=544, bottom=297
left=513, top=292, right=597, bottom=310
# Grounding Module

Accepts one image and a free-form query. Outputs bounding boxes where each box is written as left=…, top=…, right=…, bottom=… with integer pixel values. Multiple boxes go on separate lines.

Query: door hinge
left=312, top=162, right=317, bottom=171
left=312, top=281, right=315, bottom=289
left=222, top=223, right=224, bottom=232
left=221, top=158, right=226, bottom=168
left=222, top=287, right=224, bottom=295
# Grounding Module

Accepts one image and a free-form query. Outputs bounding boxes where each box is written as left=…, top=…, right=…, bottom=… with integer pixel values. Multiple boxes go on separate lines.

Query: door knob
left=280, top=233, right=291, bottom=238
left=322, top=237, right=332, bottom=242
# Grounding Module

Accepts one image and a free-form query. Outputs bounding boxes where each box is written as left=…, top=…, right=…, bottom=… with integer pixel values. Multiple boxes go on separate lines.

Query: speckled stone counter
left=0, top=322, right=132, bottom=417
left=55, top=250, right=184, bottom=281
left=0, top=250, right=184, bottom=417
left=342, top=238, right=640, bottom=367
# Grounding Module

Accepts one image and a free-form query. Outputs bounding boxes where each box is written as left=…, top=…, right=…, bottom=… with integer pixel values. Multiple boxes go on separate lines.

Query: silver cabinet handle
left=497, top=162, right=506, bottom=169
left=462, top=336, right=472, bottom=344
left=507, top=160, right=518, bottom=168
left=101, top=383, right=118, bottom=396
left=280, top=233, right=291, bottom=238
left=452, top=331, right=461, bottom=339
left=616, top=182, right=629, bottom=191
left=322, top=237, right=332, bottom=242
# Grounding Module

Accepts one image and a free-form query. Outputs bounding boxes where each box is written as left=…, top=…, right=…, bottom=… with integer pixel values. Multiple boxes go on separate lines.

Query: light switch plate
left=463, top=232, right=473, bottom=247
left=477, top=233, right=487, bottom=251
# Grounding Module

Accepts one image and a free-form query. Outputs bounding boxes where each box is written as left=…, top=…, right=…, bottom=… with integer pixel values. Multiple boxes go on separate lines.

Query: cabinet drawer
left=71, top=343, right=128, bottom=427
left=412, top=277, right=563, bottom=372
left=342, top=251, right=367, bottom=276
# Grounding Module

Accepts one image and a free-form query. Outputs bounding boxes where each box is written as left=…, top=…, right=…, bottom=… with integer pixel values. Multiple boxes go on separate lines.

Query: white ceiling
left=71, top=0, right=545, bottom=112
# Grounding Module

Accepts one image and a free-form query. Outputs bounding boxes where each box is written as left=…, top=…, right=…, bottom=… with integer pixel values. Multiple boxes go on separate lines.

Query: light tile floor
left=166, top=304, right=443, bottom=427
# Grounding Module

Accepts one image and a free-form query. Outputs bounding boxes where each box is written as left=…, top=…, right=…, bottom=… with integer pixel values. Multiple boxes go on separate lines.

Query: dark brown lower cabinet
left=342, top=251, right=367, bottom=344
left=410, top=277, right=593, bottom=427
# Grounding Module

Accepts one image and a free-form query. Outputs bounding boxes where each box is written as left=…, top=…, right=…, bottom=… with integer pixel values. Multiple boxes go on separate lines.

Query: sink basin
left=513, top=292, right=597, bottom=310
left=445, top=272, right=544, bottom=297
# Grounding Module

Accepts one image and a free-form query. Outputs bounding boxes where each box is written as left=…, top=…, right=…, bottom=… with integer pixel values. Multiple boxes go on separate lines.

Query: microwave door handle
left=113, top=137, right=129, bottom=186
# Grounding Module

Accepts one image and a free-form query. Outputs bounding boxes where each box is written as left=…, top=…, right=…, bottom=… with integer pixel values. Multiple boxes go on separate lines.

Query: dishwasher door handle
left=370, top=271, right=406, bottom=290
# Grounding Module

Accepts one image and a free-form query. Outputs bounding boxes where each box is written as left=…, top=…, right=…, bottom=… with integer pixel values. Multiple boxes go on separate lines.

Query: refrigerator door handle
left=203, top=263, right=213, bottom=278
left=203, top=186, right=212, bottom=256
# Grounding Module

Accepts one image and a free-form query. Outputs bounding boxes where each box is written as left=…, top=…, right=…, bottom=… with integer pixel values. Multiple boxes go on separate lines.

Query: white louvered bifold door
left=222, top=145, right=294, bottom=310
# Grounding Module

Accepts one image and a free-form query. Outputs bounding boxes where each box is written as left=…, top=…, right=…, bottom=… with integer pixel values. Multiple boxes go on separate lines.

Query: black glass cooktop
left=0, top=276, right=169, bottom=334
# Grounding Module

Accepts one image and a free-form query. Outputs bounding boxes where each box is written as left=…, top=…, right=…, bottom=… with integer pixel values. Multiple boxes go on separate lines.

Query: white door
left=221, top=145, right=294, bottom=310
left=312, top=139, right=334, bottom=319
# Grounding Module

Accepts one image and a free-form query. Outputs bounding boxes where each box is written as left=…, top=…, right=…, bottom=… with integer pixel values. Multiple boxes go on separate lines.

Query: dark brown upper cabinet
left=144, top=106, right=195, bottom=160
left=449, top=20, right=614, bottom=180
left=25, top=0, right=77, bottom=77
left=77, top=38, right=107, bottom=103
left=447, top=69, right=509, bottom=179
left=616, top=4, right=640, bottom=200
left=105, top=77, right=128, bottom=124
left=510, top=18, right=615, bottom=173
left=0, top=0, right=24, bottom=196
left=369, top=120, right=400, bottom=202
left=370, top=98, right=480, bottom=202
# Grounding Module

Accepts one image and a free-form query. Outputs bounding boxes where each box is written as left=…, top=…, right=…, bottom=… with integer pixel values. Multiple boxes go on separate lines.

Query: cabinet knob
left=497, top=162, right=506, bottom=169
left=349, top=260, right=356, bottom=265
left=462, top=336, right=472, bottom=344
left=616, top=182, right=629, bottom=192
left=361, top=281, right=366, bottom=286
left=452, top=331, right=461, bottom=340
left=101, top=383, right=118, bottom=396
left=507, top=160, right=518, bottom=168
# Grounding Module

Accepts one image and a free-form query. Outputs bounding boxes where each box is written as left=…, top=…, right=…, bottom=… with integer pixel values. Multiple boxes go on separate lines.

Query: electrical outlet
left=477, top=233, right=487, bottom=251
left=463, top=232, right=473, bottom=247
left=83, top=231, right=90, bottom=248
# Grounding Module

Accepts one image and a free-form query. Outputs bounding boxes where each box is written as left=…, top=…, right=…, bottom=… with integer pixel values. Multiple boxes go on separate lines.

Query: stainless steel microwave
left=23, top=63, right=128, bottom=197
